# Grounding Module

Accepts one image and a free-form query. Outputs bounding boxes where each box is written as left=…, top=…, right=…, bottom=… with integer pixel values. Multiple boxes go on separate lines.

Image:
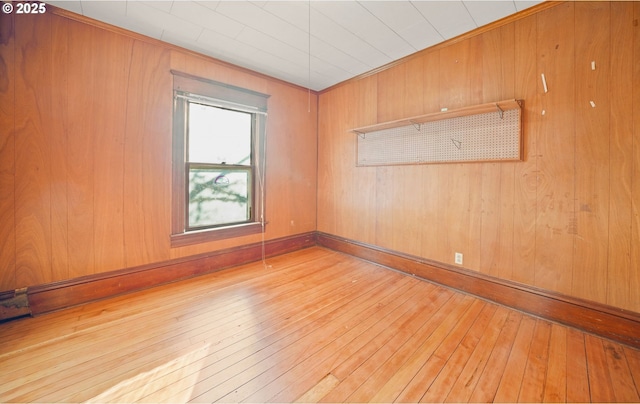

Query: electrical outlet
left=454, top=252, right=463, bottom=265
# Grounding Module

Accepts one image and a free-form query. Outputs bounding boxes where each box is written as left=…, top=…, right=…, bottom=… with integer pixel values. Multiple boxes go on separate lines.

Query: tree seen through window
left=187, top=103, right=253, bottom=229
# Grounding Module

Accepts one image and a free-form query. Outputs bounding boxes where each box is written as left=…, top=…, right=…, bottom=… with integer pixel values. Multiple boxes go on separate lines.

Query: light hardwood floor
left=1, top=247, right=639, bottom=403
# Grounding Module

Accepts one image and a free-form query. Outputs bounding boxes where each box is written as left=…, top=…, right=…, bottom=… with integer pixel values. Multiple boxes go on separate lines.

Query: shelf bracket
left=496, top=103, right=504, bottom=119
left=354, top=130, right=366, bottom=139
left=409, top=120, right=421, bottom=131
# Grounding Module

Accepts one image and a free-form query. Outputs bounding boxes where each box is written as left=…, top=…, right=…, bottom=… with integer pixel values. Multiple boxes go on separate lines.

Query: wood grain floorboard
left=0, top=246, right=639, bottom=403
left=466, top=310, right=523, bottom=402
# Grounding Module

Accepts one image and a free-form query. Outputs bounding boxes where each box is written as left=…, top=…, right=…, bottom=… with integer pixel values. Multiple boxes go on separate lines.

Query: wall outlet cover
left=454, top=252, right=463, bottom=265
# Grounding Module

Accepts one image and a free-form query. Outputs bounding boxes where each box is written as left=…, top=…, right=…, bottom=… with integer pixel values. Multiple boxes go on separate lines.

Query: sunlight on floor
left=85, top=343, right=211, bottom=403
left=83, top=294, right=265, bottom=403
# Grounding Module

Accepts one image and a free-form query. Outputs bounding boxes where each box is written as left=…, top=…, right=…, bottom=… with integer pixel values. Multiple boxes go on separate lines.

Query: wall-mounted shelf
left=352, top=99, right=523, bottom=166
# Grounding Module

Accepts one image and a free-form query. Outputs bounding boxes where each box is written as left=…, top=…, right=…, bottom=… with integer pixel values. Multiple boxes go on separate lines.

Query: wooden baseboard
left=4, top=230, right=639, bottom=349
left=316, top=232, right=640, bottom=349
left=15, top=232, right=316, bottom=317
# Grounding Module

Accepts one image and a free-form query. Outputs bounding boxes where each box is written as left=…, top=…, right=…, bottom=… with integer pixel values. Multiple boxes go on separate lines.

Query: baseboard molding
left=13, top=232, right=316, bottom=318
left=316, top=232, right=640, bottom=349
left=4, top=230, right=639, bottom=349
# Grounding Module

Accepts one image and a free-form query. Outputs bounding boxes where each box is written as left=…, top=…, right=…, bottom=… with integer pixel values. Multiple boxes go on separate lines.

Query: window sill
left=170, top=222, right=264, bottom=248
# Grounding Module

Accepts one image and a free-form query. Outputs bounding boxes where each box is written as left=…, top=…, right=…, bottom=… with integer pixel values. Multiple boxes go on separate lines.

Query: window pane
left=188, top=168, right=251, bottom=228
left=188, top=103, right=252, bottom=165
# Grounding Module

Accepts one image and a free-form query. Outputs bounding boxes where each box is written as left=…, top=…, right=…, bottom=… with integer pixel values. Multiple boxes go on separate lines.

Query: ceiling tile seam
left=194, top=26, right=205, bottom=44
left=311, top=4, right=402, bottom=63
left=461, top=1, right=480, bottom=29
left=164, top=26, right=206, bottom=45
left=173, top=2, right=245, bottom=40
left=214, top=2, right=302, bottom=41
left=210, top=8, right=368, bottom=81
left=208, top=33, right=338, bottom=88
left=358, top=1, right=419, bottom=54
left=410, top=2, right=447, bottom=43
left=193, top=1, right=220, bottom=13
left=124, top=1, right=204, bottom=41
left=305, top=10, right=390, bottom=71
left=234, top=27, right=351, bottom=78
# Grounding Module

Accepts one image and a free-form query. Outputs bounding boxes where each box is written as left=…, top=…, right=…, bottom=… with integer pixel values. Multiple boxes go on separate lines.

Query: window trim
left=170, top=71, right=269, bottom=247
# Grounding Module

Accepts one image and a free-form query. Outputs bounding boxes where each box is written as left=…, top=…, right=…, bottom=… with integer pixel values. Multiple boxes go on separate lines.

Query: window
left=171, top=71, right=269, bottom=246
left=187, top=104, right=252, bottom=229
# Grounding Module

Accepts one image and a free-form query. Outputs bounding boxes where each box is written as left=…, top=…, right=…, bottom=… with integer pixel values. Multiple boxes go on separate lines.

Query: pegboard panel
left=356, top=102, right=522, bottom=166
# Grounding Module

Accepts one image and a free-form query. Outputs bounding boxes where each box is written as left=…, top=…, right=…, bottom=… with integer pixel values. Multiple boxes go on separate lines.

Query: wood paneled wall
left=318, top=2, right=640, bottom=313
left=0, top=9, right=317, bottom=291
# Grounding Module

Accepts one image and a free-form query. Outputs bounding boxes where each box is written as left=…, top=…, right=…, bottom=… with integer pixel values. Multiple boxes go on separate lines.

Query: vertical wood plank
left=349, top=76, right=377, bottom=245
left=572, top=1, right=611, bottom=305
left=316, top=87, right=339, bottom=235
left=336, top=84, right=359, bottom=241
left=436, top=37, right=483, bottom=268
left=14, top=13, right=53, bottom=286
left=92, top=29, right=132, bottom=273
left=396, top=58, right=425, bottom=257
left=0, top=10, right=16, bottom=291
left=375, top=59, right=425, bottom=256
left=479, top=24, right=516, bottom=279
left=342, top=78, right=368, bottom=243
left=375, top=65, right=404, bottom=251
left=419, top=51, right=441, bottom=261
left=436, top=44, right=467, bottom=266
left=534, top=2, right=576, bottom=295
left=49, top=15, right=69, bottom=283
left=263, top=83, right=293, bottom=240
left=512, top=13, right=538, bottom=287
left=262, top=81, right=291, bottom=240
left=465, top=36, right=485, bottom=272
left=276, top=84, right=317, bottom=238
left=404, top=56, right=426, bottom=118
left=374, top=165, right=394, bottom=250
left=123, top=40, right=171, bottom=267
left=630, top=1, right=640, bottom=314
left=265, top=82, right=318, bottom=238
left=376, top=63, right=407, bottom=124
left=66, top=21, right=96, bottom=278
left=607, top=1, right=634, bottom=311
left=318, top=80, right=361, bottom=242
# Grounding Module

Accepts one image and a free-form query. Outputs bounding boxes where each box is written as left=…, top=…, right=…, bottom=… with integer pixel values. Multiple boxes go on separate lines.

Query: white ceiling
left=46, top=0, right=543, bottom=91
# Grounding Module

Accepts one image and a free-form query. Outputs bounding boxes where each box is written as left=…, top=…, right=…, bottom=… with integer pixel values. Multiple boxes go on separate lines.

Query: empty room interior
left=2, top=0, right=640, bottom=402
